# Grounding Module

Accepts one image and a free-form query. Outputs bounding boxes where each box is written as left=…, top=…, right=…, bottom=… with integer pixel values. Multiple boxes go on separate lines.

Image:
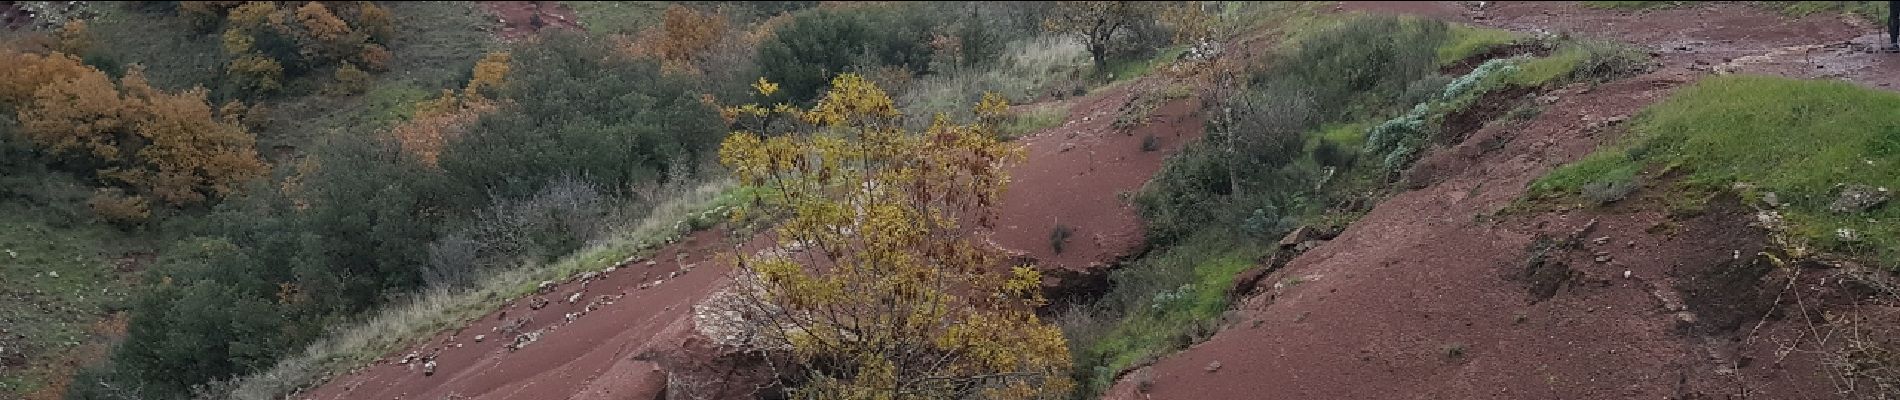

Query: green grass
left=1062, top=234, right=1266, bottom=396
left=1315, top=122, right=1371, bottom=153
left=1438, top=24, right=1518, bottom=65
left=254, top=2, right=497, bottom=150
left=1001, top=104, right=1070, bottom=139
left=1508, top=40, right=1649, bottom=87
left=1511, top=47, right=1585, bottom=87
left=1530, top=75, right=1900, bottom=265
left=1105, top=45, right=1188, bottom=82
left=566, top=1, right=667, bottom=35
left=85, top=5, right=225, bottom=92
left=0, top=203, right=143, bottom=397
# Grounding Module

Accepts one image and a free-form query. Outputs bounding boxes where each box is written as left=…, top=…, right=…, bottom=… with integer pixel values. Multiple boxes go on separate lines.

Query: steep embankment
left=297, top=67, right=1210, bottom=400
left=990, top=80, right=1204, bottom=279
left=1108, top=2, right=1884, bottom=399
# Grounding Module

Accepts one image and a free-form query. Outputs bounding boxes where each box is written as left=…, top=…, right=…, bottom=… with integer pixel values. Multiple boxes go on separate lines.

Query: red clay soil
left=301, top=229, right=754, bottom=400
left=481, top=1, right=581, bottom=40
left=1107, top=2, right=1896, bottom=399
left=988, top=82, right=1204, bottom=273
left=298, top=73, right=1208, bottom=400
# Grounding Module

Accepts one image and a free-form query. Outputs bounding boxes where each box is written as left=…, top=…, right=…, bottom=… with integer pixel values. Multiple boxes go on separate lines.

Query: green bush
left=1263, top=15, right=1449, bottom=121
left=758, top=5, right=941, bottom=104
left=440, top=32, right=722, bottom=206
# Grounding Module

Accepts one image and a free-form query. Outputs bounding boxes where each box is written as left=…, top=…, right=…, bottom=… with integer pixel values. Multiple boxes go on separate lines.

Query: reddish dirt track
left=1107, top=2, right=1895, bottom=399
left=481, top=1, right=581, bottom=40
left=298, top=40, right=1210, bottom=400
left=301, top=229, right=747, bottom=400
left=989, top=83, right=1204, bottom=272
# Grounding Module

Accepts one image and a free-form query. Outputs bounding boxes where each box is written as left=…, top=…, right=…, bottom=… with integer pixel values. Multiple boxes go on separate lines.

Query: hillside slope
left=1108, top=2, right=1890, bottom=399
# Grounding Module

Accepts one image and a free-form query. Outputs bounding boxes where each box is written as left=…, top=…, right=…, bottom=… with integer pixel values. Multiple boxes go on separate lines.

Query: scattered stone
left=537, top=280, right=556, bottom=294
left=1205, top=361, right=1222, bottom=373
left=1837, top=228, right=1862, bottom=242
left=423, top=359, right=437, bottom=376
left=1591, top=236, right=1609, bottom=245
left=46, top=271, right=57, bottom=278
left=1059, top=142, right=1076, bottom=152
left=644, top=260, right=658, bottom=267
left=1829, top=184, right=1890, bottom=214
left=565, top=292, right=583, bottom=304
left=579, top=271, right=599, bottom=282
left=1760, top=191, right=1781, bottom=208
left=473, top=334, right=485, bottom=342
left=529, top=297, right=550, bottom=310
left=1623, top=270, right=1632, bottom=279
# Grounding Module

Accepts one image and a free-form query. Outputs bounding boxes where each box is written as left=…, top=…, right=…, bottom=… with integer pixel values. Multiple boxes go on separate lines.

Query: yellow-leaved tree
left=717, top=74, right=1073, bottom=399
left=16, top=66, right=266, bottom=208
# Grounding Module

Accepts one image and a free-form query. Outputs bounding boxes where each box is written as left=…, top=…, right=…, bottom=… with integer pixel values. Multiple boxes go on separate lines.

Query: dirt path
left=297, top=69, right=1210, bottom=400
left=300, top=229, right=746, bottom=400
left=990, top=81, right=1204, bottom=275
left=1107, top=2, right=1892, bottom=399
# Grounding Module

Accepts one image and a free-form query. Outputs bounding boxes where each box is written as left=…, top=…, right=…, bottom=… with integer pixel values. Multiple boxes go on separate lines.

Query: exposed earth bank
left=1106, top=2, right=1896, bottom=399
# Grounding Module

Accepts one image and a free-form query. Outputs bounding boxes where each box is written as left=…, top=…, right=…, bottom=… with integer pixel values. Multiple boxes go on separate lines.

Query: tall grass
left=1530, top=75, right=1900, bottom=265
left=219, top=180, right=746, bottom=400
left=1438, top=24, right=1518, bottom=65
left=896, top=35, right=1091, bottom=128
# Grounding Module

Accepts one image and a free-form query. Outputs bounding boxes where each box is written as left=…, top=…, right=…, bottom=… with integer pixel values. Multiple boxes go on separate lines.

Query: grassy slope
left=1063, top=12, right=1645, bottom=396
left=0, top=3, right=495, bottom=397
left=0, top=203, right=141, bottom=397
left=566, top=1, right=666, bottom=35
left=256, top=1, right=499, bottom=150
left=1532, top=75, right=1900, bottom=264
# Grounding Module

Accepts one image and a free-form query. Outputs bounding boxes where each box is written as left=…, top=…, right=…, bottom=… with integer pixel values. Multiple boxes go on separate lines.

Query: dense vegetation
left=1063, top=11, right=1645, bottom=395
left=0, top=2, right=1203, bottom=399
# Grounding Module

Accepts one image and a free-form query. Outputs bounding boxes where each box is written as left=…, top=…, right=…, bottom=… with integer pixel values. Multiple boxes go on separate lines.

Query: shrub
left=425, top=176, right=614, bottom=288
left=439, top=32, right=721, bottom=206
left=16, top=66, right=267, bottom=207
left=323, top=63, right=370, bottom=96
left=895, top=35, right=1090, bottom=127
left=1051, top=223, right=1075, bottom=254
left=87, top=188, right=151, bottom=225
left=758, top=5, right=940, bottom=103
left=1264, top=15, right=1449, bottom=121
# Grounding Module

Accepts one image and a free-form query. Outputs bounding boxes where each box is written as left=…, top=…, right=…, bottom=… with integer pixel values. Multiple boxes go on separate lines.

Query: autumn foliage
left=718, top=74, right=1072, bottom=399
left=16, top=65, right=266, bottom=207
left=622, top=5, right=729, bottom=75
left=196, top=1, right=398, bottom=95
left=4, top=45, right=267, bottom=215
left=392, top=51, right=510, bottom=167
